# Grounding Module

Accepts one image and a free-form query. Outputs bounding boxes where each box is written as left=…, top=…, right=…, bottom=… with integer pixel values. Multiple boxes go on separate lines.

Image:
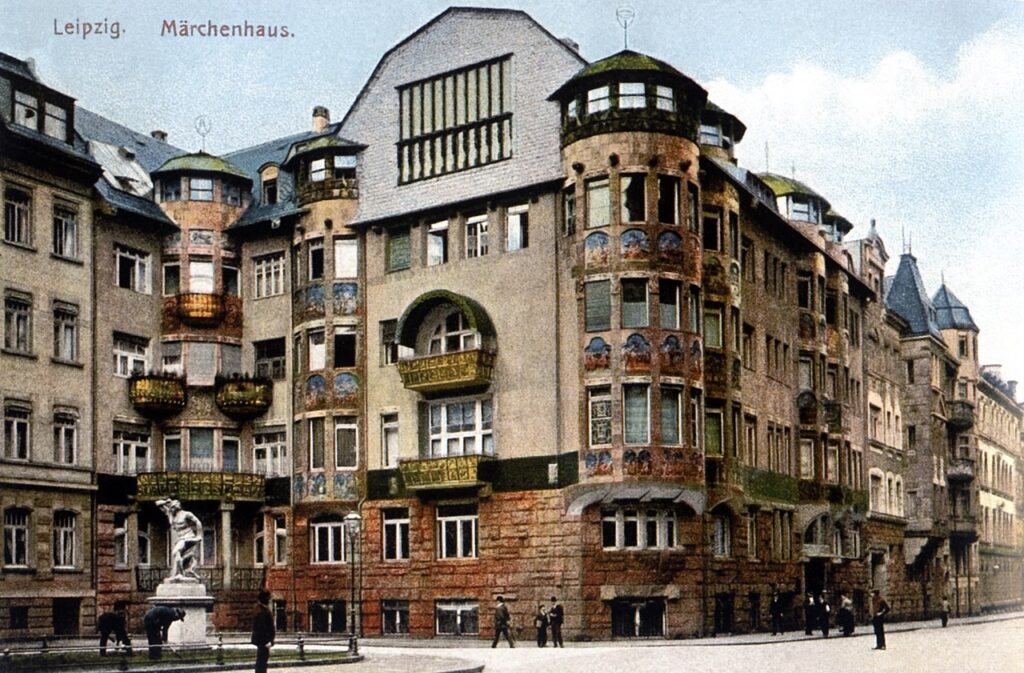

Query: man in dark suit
left=871, top=589, right=890, bottom=650
left=251, top=590, right=275, bottom=673
left=548, top=596, right=564, bottom=647
left=143, top=605, right=185, bottom=660
left=769, top=590, right=785, bottom=635
left=491, top=596, right=515, bottom=648
left=97, top=608, right=132, bottom=656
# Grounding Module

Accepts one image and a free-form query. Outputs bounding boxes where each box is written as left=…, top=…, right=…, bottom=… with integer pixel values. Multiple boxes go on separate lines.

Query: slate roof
left=884, top=254, right=942, bottom=338
left=932, top=284, right=979, bottom=332
left=0, top=52, right=38, bottom=81
left=153, top=152, right=250, bottom=181
left=706, top=157, right=777, bottom=211
left=703, top=100, right=747, bottom=142
left=759, top=172, right=830, bottom=206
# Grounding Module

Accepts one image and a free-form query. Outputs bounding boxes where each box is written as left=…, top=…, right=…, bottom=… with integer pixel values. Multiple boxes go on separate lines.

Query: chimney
left=24, top=57, right=38, bottom=79
left=312, top=106, right=330, bottom=134
left=150, top=130, right=168, bottom=142
left=1009, top=381, right=1018, bottom=401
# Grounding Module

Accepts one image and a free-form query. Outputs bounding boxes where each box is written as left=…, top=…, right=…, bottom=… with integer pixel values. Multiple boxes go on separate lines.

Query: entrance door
left=714, top=593, right=734, bottom=634
left=610, top=598, right=666, bottom=638
left=53, top=598, right=80, bottom=636
left=804, top=558, right=827, bottom=596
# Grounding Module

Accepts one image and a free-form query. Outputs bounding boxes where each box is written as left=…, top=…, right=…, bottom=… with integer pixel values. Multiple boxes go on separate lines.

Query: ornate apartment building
left=2, top=7, right=1022, bottom=640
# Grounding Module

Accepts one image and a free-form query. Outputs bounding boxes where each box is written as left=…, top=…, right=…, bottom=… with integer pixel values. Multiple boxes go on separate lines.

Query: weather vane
left=616, top=6, right=635, bottom=49
left=194, top=115, right=212, bottom=152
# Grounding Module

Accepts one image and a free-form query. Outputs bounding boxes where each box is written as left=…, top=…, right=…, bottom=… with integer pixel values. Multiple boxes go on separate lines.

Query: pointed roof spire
left=932, top=283, right=979, bottom=332
left=885, top=253, right=941, bottom=338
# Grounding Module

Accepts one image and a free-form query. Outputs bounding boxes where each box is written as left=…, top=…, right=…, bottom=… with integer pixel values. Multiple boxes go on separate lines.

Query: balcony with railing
left=176, top=292, right=226, bottom=327
left=947, top=400, right=975, bottom=430
left=136, top=470, right=266, bottom=502
left=947, top=457, right=976, bottom=483
left=398, top=454, right=495, bottom=493
left=396, top=349, right=495, bottom=394
left=129, top=374, right=187, bottom=415
left=135, top=566, right=265, bottom=592
left=297, top=176, right=358, bottom=205
left=215, top=376, right=272, bottom=418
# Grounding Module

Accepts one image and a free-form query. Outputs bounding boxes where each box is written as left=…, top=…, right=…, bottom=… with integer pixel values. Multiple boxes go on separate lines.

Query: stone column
left=220, top=502, right=234, bottom=590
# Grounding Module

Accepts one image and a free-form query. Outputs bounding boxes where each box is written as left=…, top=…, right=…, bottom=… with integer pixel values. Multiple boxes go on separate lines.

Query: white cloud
left=704, top=17, right=1024, bottom=378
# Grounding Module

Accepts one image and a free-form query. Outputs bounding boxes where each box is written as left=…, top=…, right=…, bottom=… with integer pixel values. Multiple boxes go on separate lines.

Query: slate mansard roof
left=885, top=253, right=942, bottom=339
left=932, top=284, right=979, bottom=332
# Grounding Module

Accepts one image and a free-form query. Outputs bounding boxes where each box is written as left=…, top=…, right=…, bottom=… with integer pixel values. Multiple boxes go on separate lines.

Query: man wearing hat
left=252, top=590, right=276, bottom=673
left=548, top=596, right=564, bottom=647
left=142, top=605, right=185, bottom=660
left=491, top=595, right=515, bottom=648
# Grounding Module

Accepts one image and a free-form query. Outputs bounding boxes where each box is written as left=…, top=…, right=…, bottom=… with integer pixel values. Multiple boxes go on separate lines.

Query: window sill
left=51, top=357, right=85, bottom=369
left=2, top=240, right=37, bottom=253
left=2, top=348, right=37, bottom=360
left=2, top=566, right=36, bottom=575
left=50, top=253, right=84, bottom=266
left=53, top=567, right=84, bottom=574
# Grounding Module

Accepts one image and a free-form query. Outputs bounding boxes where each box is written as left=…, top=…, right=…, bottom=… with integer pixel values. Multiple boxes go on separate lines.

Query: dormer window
left=262, top=179, right=278, bottom=205
left=189, top=177, right=213, bottom=202
left=789, top=196, right=821, bottom=224
left=619, top=82, right=645, bottom=109
left=700, top=124, right=721, bottom=146
left=13, top=91, right=38, bottom=129
left=43, top=103, right=67, bottom=141
left=160, top=179, right=181, bottom=202
left=334, top=155, right=357, bottom=180
left=655, top=85, right=675, bottom=112
left=310, top=158, right=327, bottom=183
left=588, top=86, right=611, bottom=114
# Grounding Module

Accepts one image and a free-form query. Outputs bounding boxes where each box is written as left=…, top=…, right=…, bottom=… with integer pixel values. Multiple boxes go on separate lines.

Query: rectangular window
left=906, top=360, right=915, bottom=384
left=747, top=511, right=758, bottom=559
left=3, top=294, right=31, bottom=354
left=334, top=417, right=357, bottom=469
left=334, top=237, right=357, bottom=278
left=223, top=183, right=242, bottom=206
left=586, top=178, right=611, bottom=228
left=53, top=511, right=76, bottom=568
left=113, top=428, right=150, bottom=475
left=160, top=178, right=181, bottom=202
left=563, top=188, right=576, bottom=236
left=274, top=516, right=288, bottom=564
left=387, top=228, right=411, bottom=272
left=188, top=177, right=213, bottom=201
left=13, top=91, right=37, bottom=129
left=113, top=334, right=148, bottom=377
left=188, top=259, right=214, bottom=294
left=705, top=409, right=723, bottom=455
left=657, top=175, right=680, bottom=224
left=383, top=508, right=410, bottom=561
left=744, top=415, right=758, bottom=466
left=427, top=221, right=449, bottom=266
left=43, top=103, right=68, bottom=141
left=621, top=278, right=649, bottom=328
left=398, top=56, right=511, bottom=183
left=223, top=266, right=239, bottom=297
left=253, top=252, right=285, bottom=298
left=797, top=272, right=812, bottom=309
left=162, top=263, right=181, bottom=296
left=655, top=85, right=675, bottom=111
left=3, top=509, right=29, bottom=567
left=309, top=239, right=325, bottom=280
left=661, top=387, right=682, bottom=446
left=618, top=82, right=646, bottom=109
left=52, top=411, right=77, bottom=464
left=51, top=204, right=77, bottom=258
left=4, top=187, right=33, bottom=246
left=687, top=183, right=700, bottom=232
left=311, top=520, right=346, bottom=564
left=584, top=280, right=611, bottom=331
left=659, top=280, right=681, bottom=330
left=382, top=600, right=410, bottom=635
left=702, top=210, right=721, bottom=251
left=700, top=123, right=722, bottom=146
left=115, top=245, right=150, bottom=293
left=309, top=417, right=325, bottom=470
left=114, top=513, right=129, bottom=567
left=799, top=439, right=814, bottom=479
left=188, top=428, right=214, bottom=472
left=713, top=515, right=731, bottom=557
left=704, top=308, right=723, bottom=348
left=589, top=387, right=612, bottom=447
left=254, top=338, right=286, bottom=380
left=463, top=214, right=489, bottom=260
left=253, top=430, right=287, bottom=477
left=310, top=158, right=327, bottom=183
left=428, top=398, right=493, bottom=457
left=333, top=327, right=356, bottom=368
left=798, top=357, right=813, bottom=390
left=587, top=85, right=611, bottom=113
left=382, top=413, right=399, bottom=468
left=620, top=174, right=646, bottom=222
left=3, top=405, right=31, bottom=461
left=186, top=342, right=216, bottom=386
left=50, top=304, right=76, bottom=362
left=505, top=205, right=528, bottom=252
left=221, top=435, right=240, bottom=473
left=623, top=384, right=650, bottom=445
left=308, top=330, right=326, bottom=370
left=164, top=434, right=181, bottom=471
left=435, top=600, right=479, bottom=636
left=437, top=504, right=478, bottom=559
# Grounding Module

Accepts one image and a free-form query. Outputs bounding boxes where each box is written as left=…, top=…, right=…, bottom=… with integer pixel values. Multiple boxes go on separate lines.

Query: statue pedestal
left=149, top=581, right=214, bottom=645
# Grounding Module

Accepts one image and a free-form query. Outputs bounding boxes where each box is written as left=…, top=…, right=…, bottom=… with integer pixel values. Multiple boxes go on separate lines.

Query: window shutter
left=585, top=280, right=611, bottom=331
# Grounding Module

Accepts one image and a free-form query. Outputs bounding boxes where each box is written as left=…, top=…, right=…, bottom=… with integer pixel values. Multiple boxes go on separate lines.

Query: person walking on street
left=548, top=596, right=564, bottom=647
left=769, top=590, right=785, bottom=635
left=97, top=608, right=132, bottom=656
left=803, top=593, right=817, bottom=635
left=838, top=593, right=855, bottom=636
left=818, top=592, right=831, bottom=638
left=534, top=604, right=549, bottom=647
left=940, top=597, right=951, bottom=628
left=143, top=606, right=185, bottom=660
left=251, top=590, right=275, bottom=673
left=871, top=589, right=890, bottom=650
left=491, top=596, right=515, bottom=648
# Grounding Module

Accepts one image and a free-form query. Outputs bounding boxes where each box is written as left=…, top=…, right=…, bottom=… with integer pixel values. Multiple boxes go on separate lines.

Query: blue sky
left=3, top=0, right=1024, bottom=382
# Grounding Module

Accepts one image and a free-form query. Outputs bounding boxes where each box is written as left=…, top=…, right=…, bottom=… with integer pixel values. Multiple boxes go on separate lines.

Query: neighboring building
left=3, top=7, right=1024, bottom=640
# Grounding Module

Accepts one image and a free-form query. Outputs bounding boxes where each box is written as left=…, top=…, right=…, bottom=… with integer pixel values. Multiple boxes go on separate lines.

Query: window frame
left=114, top=245, right=151, bottom=294
left=52, top=510, right=77, bottom=569
left=51, top=203, right=78, bottom=259
left=436, top=504, right=478, bottom=559
left=310, top=519, right=348, bottom=564
left=382, top=508, right=411, bottom=561
left=465, top=214, right=489, bottom=259
left=622, top=383, right=651, bottom=445
left=588, top=387, right=613, bottom=448
left=334, top=417, right=358, bottom=469
left=505, top=204, right=528, bottom=252
left=253, top=252, right=286, bottom=299
left=4, top=186, right=33, bottom=247
left=3, top=508, right=30, bottom=568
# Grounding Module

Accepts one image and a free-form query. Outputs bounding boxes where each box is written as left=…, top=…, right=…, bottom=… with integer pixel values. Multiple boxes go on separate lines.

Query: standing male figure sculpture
left=156, top=498, right=203, bottom=582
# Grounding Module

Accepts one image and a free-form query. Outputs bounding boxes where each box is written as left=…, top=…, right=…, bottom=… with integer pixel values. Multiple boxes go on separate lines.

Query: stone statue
left=156, top=498, right=203, bottom=582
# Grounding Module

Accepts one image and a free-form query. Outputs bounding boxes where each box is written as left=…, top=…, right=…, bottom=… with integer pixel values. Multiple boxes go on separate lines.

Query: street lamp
left=343, top=511, right=361, bottom=653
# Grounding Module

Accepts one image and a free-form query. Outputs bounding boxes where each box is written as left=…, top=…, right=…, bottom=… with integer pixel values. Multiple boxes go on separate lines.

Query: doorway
left=610, top=598, right=666, bottom=638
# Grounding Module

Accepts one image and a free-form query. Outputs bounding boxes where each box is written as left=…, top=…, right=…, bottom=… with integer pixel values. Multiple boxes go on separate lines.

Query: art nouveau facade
left=2, top=7, right=1022, bottom=639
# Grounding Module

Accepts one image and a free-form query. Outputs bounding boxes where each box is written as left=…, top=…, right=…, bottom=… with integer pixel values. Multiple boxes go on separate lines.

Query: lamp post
left=343, top=511, right=361, bottom=653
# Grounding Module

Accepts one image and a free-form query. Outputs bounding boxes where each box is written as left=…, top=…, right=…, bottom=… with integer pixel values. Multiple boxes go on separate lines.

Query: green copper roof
left=152, top=152, right=250, bottom=181
left=759, top=172, right=824, bottom=200
left=576, top=49, right=686, bottom=78
left=703, top=100, right=747, bottom=141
